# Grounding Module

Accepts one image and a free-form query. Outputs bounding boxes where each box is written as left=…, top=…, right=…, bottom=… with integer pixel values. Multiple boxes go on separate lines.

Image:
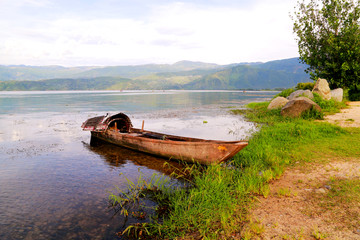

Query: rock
left=316, top=188, right=327, bottom=194
left=312, top=78, right=331, bottom=100
left=331, top=88, right=343, bottom=102
left=287, top=90, right=314, bottom=100
left=268, top=97, right=289, bottom=110
left=281, top=97, right=321, bottom=117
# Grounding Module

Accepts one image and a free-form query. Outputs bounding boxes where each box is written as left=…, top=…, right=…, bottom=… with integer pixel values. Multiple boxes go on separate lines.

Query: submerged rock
left=313, top=78, right=331, bottom=100
left=268, top=97, right=289, bottom=110
left=281, top=97, right=321, bottom=118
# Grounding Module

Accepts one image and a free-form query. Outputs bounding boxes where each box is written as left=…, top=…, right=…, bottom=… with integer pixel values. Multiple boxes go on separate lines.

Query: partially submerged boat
left=82, top=113, right=248, bottom=165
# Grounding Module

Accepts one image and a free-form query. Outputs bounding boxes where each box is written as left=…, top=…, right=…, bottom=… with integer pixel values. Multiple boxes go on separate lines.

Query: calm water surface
left=0, top=90, right=275, bottom=239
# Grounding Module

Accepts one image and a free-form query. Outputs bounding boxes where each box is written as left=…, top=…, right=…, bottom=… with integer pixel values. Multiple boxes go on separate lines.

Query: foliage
left=292, top=0, right=360, bottom=90
left=348, top=85, right=360, bottom=100
left=312, top=93, right=347, bottom=114
left=300, top=106, right=324, bottom=120
left=296, top=82, right=315, bottom=90
left=273, top=88, right=294, bottom=98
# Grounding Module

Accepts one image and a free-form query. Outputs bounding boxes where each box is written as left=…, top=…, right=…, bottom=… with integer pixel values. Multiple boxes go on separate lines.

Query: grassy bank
left=111, top=100, right=360, bottom=239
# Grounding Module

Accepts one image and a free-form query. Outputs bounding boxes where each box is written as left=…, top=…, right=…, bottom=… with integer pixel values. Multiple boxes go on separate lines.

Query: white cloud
left=0, top=0, right=299, bottom=66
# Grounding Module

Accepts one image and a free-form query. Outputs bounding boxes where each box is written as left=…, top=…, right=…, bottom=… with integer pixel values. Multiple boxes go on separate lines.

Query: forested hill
left=0, top=61, right=220, bottom=81
left=183, top=58, right=309, bottom=90
left=0, top=58, right=310, bottom=90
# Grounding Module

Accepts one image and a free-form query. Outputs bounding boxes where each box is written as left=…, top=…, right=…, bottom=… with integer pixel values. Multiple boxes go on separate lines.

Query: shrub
left=348, top=86, right=360, bottom=101
left=296, top=82, right=315, bottom=90
left=312, top=93, right=346, bottom=114
left=274, top=88, right=294, bottom=98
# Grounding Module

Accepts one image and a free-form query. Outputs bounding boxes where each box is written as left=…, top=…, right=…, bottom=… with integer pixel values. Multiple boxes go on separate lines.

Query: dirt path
left=247, top=102, right=360, bottom=240
left=323, top=101, right=360, bottom=127
left=249, top=160, right=360, bottom=239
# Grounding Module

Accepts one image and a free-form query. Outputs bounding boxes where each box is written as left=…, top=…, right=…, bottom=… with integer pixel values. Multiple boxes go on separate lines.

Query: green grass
left=327, top=178, right=360, bottom=204
left=110, top=101, right=360, bottom=239
left=276, top=187, right=294, bottom=198
left=305, top=176, right=360, bottom=233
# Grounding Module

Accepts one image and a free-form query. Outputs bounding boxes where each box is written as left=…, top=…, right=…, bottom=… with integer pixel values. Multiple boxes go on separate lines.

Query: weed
left=277, top=187, right=292, bottom=197
left=327, top=178, right=360, bottom=204
left=308, top=177, right=360, bottom=233
left=312, top=227, right=328, bottom=239
left=241, top=218, right=265, bottom=239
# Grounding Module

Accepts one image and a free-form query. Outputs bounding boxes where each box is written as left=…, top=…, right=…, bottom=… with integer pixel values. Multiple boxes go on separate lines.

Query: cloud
left=0, top=0, right=299, bottom=66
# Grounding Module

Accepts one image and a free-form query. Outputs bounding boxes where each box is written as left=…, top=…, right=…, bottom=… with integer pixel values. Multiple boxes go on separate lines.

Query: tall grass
left=110, top=101, right=359, bottom=239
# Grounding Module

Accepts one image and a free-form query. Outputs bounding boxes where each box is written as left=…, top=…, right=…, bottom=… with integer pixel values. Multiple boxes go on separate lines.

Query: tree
left=292, top=0, right=360, bottom=90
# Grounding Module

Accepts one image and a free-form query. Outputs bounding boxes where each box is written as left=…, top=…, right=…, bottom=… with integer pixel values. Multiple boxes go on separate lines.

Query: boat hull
left=91, top=128, right=248, bottom=165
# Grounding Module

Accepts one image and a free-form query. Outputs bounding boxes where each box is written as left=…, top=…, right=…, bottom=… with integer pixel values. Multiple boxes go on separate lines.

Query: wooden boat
left=82, top=113, right=248, bottom=165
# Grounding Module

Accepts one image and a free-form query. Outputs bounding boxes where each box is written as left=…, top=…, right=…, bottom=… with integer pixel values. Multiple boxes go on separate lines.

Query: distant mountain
left=0, top=61, right=221, bottom=81
left=183, top=58, right=310, bottom=90
left=0, top=58, right=311, bottom=90
left=0, top=65, right=96, bottom=81
left=0, top=77, right=132, bottom=91
left=254, top=58, right=307, bottom=73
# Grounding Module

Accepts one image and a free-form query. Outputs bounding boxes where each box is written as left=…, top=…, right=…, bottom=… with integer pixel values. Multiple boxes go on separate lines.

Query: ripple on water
left=0, top=90, right=273, bottom=239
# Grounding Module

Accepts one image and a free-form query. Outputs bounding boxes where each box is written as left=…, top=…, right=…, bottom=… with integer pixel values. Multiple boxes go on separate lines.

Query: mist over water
left=0, top=90, right=275, bottom=239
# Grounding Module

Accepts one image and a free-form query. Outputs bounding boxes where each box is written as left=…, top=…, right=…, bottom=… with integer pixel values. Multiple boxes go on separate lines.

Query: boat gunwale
left=110, top=128, right=248, bottom=145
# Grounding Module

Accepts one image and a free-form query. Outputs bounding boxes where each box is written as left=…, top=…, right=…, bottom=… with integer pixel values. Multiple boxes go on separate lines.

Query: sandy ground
left=250, top=160, right=360, bottom=239
left=247, top=102, right=360, bottom=240
left=323, top=101, right=360, bottom=127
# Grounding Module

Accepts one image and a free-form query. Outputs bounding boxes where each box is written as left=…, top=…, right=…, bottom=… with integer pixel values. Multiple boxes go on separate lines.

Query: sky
left=0, top=0, right=300, bottom=66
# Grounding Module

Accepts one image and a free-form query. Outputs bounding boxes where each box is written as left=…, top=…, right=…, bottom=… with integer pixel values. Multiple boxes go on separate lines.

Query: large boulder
left=268, top=97, right=289, bottom=110
left=312, top=78, right=331, bottom=100
left=281, top=97, right=321, bottom=117
left=331, top=88, right=343, bottom=102
left=287, top=90, right=314, bottom=100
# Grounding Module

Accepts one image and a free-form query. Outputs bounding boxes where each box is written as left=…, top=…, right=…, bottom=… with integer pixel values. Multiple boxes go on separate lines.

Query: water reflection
left=83, top=140, right=186, bottom=177
left=0, top=90, right=276, bottom=239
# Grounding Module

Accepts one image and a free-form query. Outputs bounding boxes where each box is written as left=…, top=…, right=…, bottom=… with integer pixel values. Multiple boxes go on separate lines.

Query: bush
left=348, top=86, right=360, bottom=101
left=312, top=93, right=346, bottom=114
left=274, top=88, right=294, bottom=98
left=296, top=82, right=315, bottom=90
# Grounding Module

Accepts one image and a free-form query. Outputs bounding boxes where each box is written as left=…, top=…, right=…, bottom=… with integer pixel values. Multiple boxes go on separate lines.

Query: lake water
left=0, top=90, right=275, bottom=239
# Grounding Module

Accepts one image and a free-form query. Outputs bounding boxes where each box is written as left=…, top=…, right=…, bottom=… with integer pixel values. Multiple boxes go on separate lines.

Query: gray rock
left=331, top=88, right=343, bottom=102
left=268, top=97, right=289, bottom=110
left=281, top=97, right=321, bottom=118
left=288, top=90, right=314, bottom=100
left=312, top=78, right=331, bottom=100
